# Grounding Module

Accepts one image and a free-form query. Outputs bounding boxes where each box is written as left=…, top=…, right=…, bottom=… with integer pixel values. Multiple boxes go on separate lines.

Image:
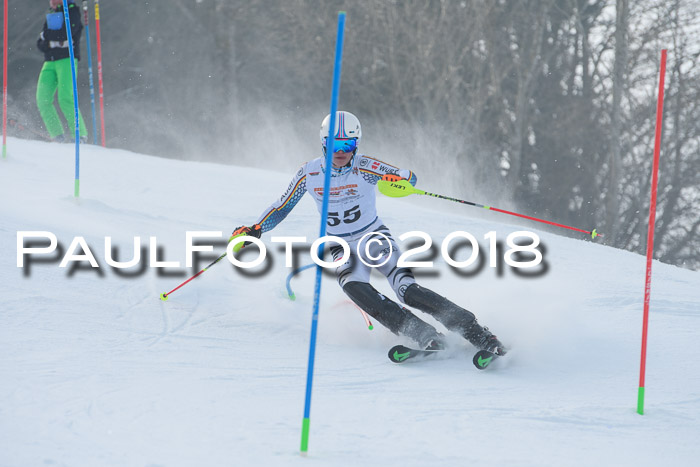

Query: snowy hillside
left=1, top=137, right=699, bottom=467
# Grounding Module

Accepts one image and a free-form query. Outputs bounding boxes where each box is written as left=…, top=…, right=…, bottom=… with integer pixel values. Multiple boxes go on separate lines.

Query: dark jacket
left=37, top=2, right=83, bottom=62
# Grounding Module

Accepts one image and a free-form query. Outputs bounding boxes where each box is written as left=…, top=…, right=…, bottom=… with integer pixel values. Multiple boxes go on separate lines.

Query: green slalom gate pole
left=377, top=178, right=600, bottom=239
left=300, top=11, right=346, bottom=455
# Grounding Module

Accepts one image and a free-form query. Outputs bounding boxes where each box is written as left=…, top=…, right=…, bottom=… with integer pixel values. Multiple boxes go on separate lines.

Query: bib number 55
left=328, top=205, right=361, bottom=227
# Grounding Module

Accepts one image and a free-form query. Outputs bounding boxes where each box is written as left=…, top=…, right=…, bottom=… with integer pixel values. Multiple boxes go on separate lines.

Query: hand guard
left=229, top=224, right=262, bottom=252
left=381, top=173, right=405, bottom=183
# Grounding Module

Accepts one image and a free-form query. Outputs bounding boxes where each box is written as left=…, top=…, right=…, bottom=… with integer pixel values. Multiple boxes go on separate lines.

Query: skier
left=36, top=0, right=88, bottom=143
left=232, top=111, right=506, bottom=356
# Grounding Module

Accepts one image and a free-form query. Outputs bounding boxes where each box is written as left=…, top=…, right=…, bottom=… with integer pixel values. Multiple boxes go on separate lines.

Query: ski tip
left=473, top=350, right=496, bottom=370
left=388, top=344, right=442, bottom=363
left=159, top=292, right=169, bottom=301
left=388, top=345, right=412, bottom=363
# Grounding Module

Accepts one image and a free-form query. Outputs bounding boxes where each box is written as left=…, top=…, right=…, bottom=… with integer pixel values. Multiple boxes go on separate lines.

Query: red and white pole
left=637, top=49, right=667, bottom=415
left=94, top=0, right=106, bottom=147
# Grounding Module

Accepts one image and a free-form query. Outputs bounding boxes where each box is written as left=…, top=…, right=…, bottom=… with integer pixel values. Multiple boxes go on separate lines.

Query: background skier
left=36, top=0, right=88, bottom=142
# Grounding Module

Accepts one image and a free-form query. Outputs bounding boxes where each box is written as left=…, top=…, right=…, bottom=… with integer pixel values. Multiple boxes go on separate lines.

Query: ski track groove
left=146, top=273, right=201, bottom=348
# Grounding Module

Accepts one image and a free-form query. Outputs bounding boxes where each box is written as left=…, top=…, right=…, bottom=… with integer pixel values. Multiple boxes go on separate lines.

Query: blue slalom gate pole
left=63, top=0, right=81, bottom=197
left=82, top=1, right=98, bottom=145
left=300, top=11, right=346, bottom=455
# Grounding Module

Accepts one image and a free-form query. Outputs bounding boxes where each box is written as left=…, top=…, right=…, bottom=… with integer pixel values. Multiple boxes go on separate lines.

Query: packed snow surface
left=1, top=138, right=698, bottom=466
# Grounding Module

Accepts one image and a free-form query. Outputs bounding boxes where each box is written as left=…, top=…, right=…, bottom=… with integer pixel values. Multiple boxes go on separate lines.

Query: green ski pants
left=36, top=58, right=88, bottom=139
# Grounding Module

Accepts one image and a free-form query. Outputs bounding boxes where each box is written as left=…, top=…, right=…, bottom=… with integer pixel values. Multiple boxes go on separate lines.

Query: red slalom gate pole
left=94, top=0, right=106, bottom=147
left=2, top=0, right=8, bottom=158
left=637, top=49, right=667, bottom=415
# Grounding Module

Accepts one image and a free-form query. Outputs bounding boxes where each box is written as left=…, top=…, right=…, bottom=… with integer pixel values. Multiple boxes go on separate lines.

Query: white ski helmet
left=320, top=111, right=362, bottom=155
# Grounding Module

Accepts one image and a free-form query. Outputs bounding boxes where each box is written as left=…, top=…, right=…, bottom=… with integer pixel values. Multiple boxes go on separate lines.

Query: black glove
left=37, top=32, right=49, bottom=53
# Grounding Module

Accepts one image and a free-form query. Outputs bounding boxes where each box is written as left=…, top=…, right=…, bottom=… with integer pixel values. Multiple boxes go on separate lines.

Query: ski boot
left=421, top=335, right=446, bottom=351
left=466, top=323, right=507, bottom=356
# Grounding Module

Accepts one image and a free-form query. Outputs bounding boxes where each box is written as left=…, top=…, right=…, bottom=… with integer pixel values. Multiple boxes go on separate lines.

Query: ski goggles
left=323, top=137, right=358, bottom=154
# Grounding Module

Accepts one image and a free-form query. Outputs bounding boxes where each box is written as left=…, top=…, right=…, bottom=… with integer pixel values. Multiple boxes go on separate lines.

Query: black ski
left=388, top=344, right=442, bottom=363
left=389, top=344, right=503, bottom=369
left=472, top=349, right=499, bottom=370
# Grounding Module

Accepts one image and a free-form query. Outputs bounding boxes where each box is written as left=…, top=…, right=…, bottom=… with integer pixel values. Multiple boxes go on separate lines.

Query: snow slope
left=1, top=137, right=699, bottom=467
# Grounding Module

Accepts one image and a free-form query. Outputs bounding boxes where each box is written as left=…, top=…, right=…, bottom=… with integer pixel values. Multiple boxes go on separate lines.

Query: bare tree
left=605, top=0, right=628, bottom=243
left=3, top=0, right=699, bottom=268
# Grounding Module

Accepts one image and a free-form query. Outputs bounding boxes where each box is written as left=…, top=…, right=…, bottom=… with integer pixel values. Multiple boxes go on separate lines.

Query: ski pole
left=82, top=1, right=98, bottom=145
left=285, top=263, right=315, bottom=300
left=8, top=118, right=50, bottom=141
left=356, top=306, right=373, bottom=330
left=284, top=264, right=374, bottom=330
left=159, top=232, right=251, bottom=301
left=378, top=177, right=601, bottom=239
left=159, top=251, right=227, bottom=301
